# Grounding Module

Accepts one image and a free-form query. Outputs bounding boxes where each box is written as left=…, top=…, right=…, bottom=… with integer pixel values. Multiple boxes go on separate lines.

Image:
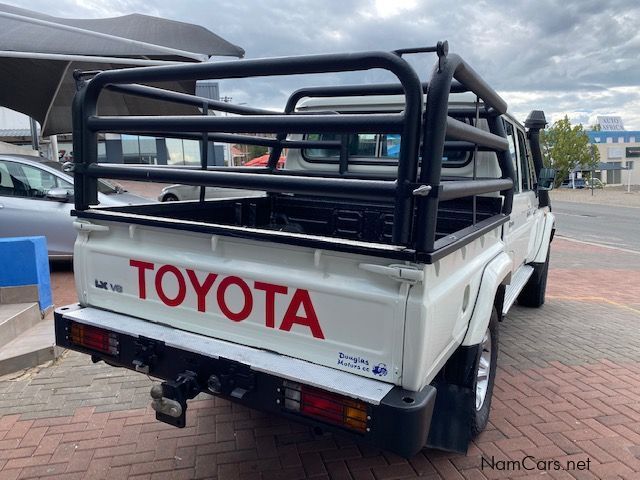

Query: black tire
left=471, top=307, right=498, bottom=437
left=517, top=248, right=550, bottom=308
left=162, top=193, right=179, bottom=202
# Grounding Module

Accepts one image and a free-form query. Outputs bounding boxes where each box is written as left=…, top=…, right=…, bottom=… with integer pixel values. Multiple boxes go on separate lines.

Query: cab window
left=517, top=129, right=532, bottom=191
left=304, top=133, right=376, bottom=159
left=304, top=133, right=471, bottom=166
left=504, top=121, right=520, bottom=193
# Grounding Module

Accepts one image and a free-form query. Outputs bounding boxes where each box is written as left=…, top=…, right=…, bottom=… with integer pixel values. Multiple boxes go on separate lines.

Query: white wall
left=0, top=108, right=31, bottom=129
left=0, top=140, right=38, bottom=156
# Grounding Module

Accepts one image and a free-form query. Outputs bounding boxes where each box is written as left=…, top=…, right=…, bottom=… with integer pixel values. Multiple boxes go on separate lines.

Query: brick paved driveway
left=1, top=237, right=639, bottom=479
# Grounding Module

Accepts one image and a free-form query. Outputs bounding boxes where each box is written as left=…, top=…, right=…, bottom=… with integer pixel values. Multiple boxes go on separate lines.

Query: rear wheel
left=518, top=248, right=550, bottom=308
left=471, top=308, right=498, bottom=437
left=162, top=193, right=179, bottom=202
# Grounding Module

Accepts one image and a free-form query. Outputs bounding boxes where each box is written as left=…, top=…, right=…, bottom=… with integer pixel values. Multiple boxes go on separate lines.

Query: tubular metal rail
left=71, top=41, right=513, bottom=257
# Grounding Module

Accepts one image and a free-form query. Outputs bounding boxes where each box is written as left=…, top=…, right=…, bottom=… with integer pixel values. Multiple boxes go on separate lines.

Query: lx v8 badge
left=94, top=279, right=124, bottom=293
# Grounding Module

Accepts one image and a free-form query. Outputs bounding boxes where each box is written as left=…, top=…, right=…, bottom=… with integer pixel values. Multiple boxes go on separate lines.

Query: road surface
left=552, top=200, right=640, bottom=253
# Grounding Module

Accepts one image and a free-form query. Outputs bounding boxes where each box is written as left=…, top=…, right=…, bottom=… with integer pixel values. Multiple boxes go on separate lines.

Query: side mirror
left=537, top=168, right=556, bottom=191
left=46, top=187, right=70, bottom=202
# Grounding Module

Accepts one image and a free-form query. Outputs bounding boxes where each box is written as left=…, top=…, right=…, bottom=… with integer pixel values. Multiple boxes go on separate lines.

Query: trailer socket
left=207, top=374, right=223, bottom=394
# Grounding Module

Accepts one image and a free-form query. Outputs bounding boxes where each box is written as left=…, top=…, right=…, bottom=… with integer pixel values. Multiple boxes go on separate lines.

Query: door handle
left=508, top=220, right=515, bottom=227
left=0, top=204, right=4, bottom=209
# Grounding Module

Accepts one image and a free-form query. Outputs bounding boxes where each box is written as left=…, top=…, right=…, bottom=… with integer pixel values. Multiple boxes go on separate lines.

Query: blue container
left=0, top=236, right=52, bottom=311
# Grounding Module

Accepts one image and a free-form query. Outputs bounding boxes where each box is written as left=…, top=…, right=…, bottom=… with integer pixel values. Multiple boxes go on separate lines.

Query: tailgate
left=73, top=220, right=410, bottom=384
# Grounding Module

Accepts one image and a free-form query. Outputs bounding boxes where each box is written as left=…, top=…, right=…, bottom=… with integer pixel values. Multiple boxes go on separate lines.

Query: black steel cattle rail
left=71, top=41, right=512, bottom=257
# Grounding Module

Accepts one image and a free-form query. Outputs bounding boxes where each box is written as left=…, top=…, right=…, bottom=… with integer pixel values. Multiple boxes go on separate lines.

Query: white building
left=588, top=130, right=639, bottom=186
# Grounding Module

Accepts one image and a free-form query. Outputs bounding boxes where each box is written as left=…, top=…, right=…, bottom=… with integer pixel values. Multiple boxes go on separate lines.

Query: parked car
left=158, top=185, right=265, bottom=202
left=158, top=156, right=284, bottom=202
left=0, top=154, right=149, bottom=257
left=584, top=178, right=605, bottom=189
left=560, top=178, right=585, bottom=189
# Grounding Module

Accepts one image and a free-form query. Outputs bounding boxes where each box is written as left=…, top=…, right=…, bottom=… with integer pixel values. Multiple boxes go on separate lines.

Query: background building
left=588, top=130, right=639, bottom=186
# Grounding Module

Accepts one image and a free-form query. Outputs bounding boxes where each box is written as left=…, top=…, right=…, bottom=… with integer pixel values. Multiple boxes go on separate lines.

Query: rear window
left=302, top=133, right=470, bottom=166
left=304, top=133, right=376, bottom=159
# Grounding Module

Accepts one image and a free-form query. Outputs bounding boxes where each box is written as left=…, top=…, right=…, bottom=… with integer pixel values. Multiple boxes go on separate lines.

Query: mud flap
left=425, top=343, right=478, bottom=453
left=425, top=382, right=474, bottom=453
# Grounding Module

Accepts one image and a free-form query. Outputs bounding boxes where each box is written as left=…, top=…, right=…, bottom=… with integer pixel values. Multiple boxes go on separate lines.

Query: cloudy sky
left=4, top=0, right=640, bottom=129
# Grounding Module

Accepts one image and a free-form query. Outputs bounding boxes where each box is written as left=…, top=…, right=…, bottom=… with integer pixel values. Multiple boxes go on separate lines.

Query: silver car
left=0, top=155, right=149, bottom=258
left=158, top=184, right=264, bottom=202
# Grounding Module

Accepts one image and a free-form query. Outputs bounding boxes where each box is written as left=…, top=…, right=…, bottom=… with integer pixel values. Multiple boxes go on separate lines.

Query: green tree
left=540, top=116, right=599, bottom=187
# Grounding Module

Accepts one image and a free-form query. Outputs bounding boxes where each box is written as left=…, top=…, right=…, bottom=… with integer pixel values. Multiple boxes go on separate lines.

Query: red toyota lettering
left=217, top=276, right=253, bottom=322
left=129, top=259, right=154, bottom=299
left=155, top=264, right=186, bottom=307
left=280, top=289, right=324, bottom=339
left=187, top=269, right=218, bottom=312
left=128, top=260, right=324, bottom=339
left=255, top=281, right=288, bottom=328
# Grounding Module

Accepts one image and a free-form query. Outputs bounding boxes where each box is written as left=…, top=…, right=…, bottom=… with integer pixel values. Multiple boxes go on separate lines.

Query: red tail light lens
left=69, top=322, right=119, bottom=356
left=283, top=382, right=369, bottom=432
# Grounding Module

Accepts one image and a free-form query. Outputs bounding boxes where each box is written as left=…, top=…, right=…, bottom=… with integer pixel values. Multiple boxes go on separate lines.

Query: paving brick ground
left=1, top=237, right=639, bottom=479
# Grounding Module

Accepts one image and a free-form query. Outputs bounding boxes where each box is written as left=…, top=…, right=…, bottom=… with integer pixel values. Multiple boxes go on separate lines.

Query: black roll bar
left=72, top=43, right=514, bottom=256
left=445, top=117, right=509, bottom=151
left=123, top=131, right=341, bottom=151
left=85, top=164, right=397, bottom=201
left=86, top=114, right=404, bottom=135
left=106, top=83, right=279, bottom=116
left=415, top=53, right=510, bottom=252
left=439, top=179, right=513, bottom=202
left=73, top=49, right=423, bottom=245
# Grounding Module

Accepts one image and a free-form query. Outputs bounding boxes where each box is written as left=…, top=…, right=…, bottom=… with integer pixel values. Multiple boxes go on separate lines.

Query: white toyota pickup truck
left=55, top=42, right=555, bottom=456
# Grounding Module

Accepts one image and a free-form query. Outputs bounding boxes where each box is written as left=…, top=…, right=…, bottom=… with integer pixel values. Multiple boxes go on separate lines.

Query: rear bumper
left=54, top=304, right=436, bottom=457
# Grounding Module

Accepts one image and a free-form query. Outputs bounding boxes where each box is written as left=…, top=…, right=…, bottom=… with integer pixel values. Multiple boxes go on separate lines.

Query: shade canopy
left=0, top=3, right=245, bottom=136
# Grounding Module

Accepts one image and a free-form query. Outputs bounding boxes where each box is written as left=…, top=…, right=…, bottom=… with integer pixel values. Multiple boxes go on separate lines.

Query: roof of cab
left=296, top=93, right=523, bottom=128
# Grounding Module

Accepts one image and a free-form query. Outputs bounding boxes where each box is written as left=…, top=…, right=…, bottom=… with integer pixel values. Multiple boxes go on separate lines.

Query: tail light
left=68, top=322, right=119, bottom=356
left=283, top=381, right=369, bottom=432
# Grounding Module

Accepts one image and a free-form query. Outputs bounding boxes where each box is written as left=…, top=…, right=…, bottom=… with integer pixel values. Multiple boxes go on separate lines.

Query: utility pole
left=29, top=117, right=39, bottom=151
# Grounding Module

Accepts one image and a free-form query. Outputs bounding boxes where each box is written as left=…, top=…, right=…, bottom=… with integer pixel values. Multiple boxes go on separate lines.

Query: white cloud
left=4, top=0, right=640, bottom=130
left=364, top=0, right=418, bottom=18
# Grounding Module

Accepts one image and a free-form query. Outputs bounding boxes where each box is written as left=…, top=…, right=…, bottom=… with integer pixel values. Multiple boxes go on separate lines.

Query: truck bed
left=87, top=192, right=502, bottom=246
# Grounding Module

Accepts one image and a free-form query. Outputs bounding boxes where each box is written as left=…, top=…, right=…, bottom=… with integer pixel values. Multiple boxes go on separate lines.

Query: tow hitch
left=150, top=359, right=256, bottom=428
left=150, top=371, right=199, bottom=428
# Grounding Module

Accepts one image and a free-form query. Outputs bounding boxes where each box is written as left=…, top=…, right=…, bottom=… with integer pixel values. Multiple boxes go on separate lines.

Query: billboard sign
left=597, top=116, right=625, bottom=131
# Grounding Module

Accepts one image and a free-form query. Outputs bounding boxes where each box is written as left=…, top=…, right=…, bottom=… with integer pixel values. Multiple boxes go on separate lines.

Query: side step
left=502, top=265, right=534, bottom=315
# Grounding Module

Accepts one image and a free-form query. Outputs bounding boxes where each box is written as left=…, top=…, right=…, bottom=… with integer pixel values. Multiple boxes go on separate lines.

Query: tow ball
left=150, top=371, right=199, bottom=428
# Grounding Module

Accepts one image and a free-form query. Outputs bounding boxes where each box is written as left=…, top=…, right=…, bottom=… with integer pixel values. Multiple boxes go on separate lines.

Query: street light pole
left=590, top=144, right=596, bottom=196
